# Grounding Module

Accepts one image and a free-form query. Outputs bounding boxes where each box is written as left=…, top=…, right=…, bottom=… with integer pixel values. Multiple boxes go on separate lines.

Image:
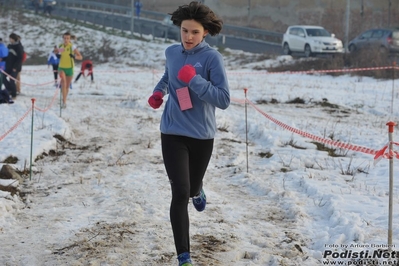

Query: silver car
left=348, top=28, right=399, bottom=53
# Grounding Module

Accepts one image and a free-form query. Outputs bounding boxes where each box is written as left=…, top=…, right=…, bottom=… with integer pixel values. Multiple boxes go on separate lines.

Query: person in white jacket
left=47, top=45, right=59, bottom=86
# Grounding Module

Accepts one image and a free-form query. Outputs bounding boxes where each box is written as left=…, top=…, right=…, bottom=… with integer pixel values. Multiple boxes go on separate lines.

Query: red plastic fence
left=231, top=97, right=399, bottom=163
left=0, top=69, right=60, bottom=142
left=1, top=65, right=398, bottom=162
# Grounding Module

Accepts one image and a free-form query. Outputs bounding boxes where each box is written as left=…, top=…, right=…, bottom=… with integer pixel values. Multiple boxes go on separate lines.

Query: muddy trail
left=0, top=83, right=314, bottom=266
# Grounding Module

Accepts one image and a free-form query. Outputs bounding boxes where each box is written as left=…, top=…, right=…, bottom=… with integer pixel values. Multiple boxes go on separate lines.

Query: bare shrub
left=24, top=49, right=47, bottom=65
left=83, top=37, right=116, bottom=63
left=345, top=48, right=396, bottom=79
left=265, top=50, right=396, bottom=80
left=265, top=56, right=345, bottom=76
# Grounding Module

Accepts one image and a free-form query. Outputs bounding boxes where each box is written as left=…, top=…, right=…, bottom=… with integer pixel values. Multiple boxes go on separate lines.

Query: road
left=206, top=35, right=283, bottom=55
left=50, top=7, right=283, bottom=55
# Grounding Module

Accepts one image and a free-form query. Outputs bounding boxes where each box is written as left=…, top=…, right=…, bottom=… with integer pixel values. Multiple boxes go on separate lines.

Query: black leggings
left=161, top=133, right=213, bottom=255
left=51, top=64, right=58, bottom=81
left=75, top=72, right=94, bottom=82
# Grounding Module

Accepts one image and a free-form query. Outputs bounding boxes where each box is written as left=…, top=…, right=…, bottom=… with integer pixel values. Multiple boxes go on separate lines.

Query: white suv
left=282, top=25, right=344, bottom=57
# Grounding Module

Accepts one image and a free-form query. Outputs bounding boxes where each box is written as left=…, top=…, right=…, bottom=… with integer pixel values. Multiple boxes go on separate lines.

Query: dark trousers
left=44, top=6, right=52, bottom=15
left=75, top=72, right=94, bottom=82
left=51, top=64, right=58, bottom=81
left=3, top=69, right=18, bottom=97
left=161, top=133, right=213, bottom=255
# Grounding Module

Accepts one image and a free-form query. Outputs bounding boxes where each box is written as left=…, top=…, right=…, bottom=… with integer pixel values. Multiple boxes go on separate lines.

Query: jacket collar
left=181, top=40, right=208, bottom=55
left=9, top=41, right=20, bottom=46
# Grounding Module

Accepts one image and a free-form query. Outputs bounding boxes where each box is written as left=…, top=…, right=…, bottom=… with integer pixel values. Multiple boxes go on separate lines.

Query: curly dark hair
left=169, top=1, right=223, bottom=36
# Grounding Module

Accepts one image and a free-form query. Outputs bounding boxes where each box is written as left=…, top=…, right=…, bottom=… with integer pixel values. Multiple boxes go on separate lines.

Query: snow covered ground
left=0, top=10, right=398, bottom=266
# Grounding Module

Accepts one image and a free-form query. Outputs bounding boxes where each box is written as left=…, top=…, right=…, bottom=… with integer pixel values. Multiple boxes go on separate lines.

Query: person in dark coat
left=3, top=33, right=23, bottom=98
left=15, top=35, right=25, bottom=95
left=33, top=0, right=40, bottom=14
left=43, top=0, right=54, bottom=16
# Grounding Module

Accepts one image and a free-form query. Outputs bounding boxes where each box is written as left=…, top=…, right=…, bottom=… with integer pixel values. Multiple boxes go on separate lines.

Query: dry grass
left=265, top=50, right=398, bottom=80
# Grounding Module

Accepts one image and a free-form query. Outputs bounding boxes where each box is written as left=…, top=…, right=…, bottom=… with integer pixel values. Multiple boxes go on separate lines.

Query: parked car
left=348, top=28, right=399, bottom=53
left=282, top=25, right=344, bottom=57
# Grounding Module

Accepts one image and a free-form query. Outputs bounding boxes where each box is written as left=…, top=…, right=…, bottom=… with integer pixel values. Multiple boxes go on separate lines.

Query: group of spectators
left=0, top=33, right=24, bottom=104
left=32, top=0, right=56, bottom=16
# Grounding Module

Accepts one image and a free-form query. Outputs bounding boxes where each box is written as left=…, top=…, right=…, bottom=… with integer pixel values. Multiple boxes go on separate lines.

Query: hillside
left=94, top=0, right=399, bottom=40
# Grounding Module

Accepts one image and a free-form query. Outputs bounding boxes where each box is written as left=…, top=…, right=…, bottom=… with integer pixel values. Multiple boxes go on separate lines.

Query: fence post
left=386, top=121, right=396, bottom=251
left=29, top=98, right=36, bottom=181
left=391, top=61, right=396, bottom=114
left=59, top=86, right=62, bottom=117
left=130, top=0, right=134, bottom=36
left=244, top=88, right=249, bottom=173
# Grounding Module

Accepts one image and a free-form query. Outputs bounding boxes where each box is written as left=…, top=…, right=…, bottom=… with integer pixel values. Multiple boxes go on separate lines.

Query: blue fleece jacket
left=153, top=40, right=230, bottom=139
left=0, top=42, right=9, bottom=70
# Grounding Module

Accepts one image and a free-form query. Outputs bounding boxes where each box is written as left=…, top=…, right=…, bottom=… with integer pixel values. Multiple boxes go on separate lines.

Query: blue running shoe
left=177, top=252, right=192, bottom=266
left=193, top=188, right=206, bottom=212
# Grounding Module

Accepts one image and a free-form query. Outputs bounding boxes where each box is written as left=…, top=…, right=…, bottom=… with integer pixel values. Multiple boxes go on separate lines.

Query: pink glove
left=148, top=91, right=164, bottom=109
left=177, top=65, right=196, bottom=84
